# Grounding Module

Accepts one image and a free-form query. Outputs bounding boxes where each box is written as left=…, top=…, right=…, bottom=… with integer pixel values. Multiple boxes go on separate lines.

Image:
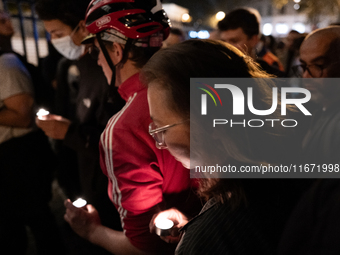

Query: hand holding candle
left=36, top=108, right=49, bottom=120
left=155, top=217, right=174, bottom=236
left=35, top=113, right=71, bottom=140
left=64, top=199, right=102, bottom=241
left=150, top=208, right=190, bottom=243
left=72, top=198, right=87, bottom=208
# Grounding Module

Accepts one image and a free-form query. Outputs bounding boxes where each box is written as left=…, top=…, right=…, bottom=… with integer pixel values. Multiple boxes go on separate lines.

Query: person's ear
left=111, top=42, right=124, bottom=64
left=249, top=34, right=260, bottom=48
left=78, top=20, right=89, bottom=37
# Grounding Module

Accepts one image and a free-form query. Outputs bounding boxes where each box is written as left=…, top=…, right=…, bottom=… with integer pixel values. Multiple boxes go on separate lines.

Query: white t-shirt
left=0, top=53, right=34, bottom=144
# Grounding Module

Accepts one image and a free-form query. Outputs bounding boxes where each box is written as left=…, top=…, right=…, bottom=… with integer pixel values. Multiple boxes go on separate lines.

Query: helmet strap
left=97, top=34, right=136, bottom=86
left=120, top=38, right=134, bottom=65
left=96, top=33, right=116, bottom=86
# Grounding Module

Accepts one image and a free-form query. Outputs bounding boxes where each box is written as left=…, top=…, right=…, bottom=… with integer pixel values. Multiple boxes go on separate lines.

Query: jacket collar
left=118, top=73, right=144, bottom=101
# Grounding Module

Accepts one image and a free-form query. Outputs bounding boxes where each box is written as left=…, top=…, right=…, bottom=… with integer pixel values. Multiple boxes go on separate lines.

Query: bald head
left=300, top=26, right=340, bottom=78
left=299, top=26, right=340, bottom=108
left=304, top=26, right=340, bottom=42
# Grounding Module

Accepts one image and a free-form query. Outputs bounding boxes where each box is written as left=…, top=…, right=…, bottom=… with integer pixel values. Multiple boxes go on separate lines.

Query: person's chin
left=174, top=157, right=190, bottom=169
left=181, top=162, right=190, bottom=169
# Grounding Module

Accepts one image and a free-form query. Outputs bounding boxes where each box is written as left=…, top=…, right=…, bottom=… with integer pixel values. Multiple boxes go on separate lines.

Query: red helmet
left=85, top=0, right=170, bottom=40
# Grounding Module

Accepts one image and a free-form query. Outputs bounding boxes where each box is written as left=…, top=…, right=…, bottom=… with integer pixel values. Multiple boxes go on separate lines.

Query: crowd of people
left=1, top=0, right=340, bottom=254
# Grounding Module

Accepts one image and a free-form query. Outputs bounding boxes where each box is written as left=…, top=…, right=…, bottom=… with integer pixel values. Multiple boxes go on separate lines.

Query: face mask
left=51, top=25, right=85, bottom=60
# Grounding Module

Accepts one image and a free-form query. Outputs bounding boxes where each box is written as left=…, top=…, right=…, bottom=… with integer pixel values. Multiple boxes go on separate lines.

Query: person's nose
left=97, top=55, right=102, bottom=67
left=302, top=69, right=311, bottom=78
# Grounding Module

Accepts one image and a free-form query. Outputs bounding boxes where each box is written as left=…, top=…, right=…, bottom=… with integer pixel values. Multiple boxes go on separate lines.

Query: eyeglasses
left=292, top=61, right=340, bottom=78
left=149, top=120, right=188, bottom=149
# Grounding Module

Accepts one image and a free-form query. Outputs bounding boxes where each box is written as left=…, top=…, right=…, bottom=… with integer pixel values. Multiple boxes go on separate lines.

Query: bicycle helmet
left=85, top=0, right=170, bottom=41
left=84, top=0, right=170, bottom=86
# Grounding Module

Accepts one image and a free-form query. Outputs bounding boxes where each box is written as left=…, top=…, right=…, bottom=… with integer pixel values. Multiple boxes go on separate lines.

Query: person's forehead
left=220, top=27, right=247, bottom=40
left=43, top=19, right=71, bottom=33
left=300, top=37, right=331, bottom=62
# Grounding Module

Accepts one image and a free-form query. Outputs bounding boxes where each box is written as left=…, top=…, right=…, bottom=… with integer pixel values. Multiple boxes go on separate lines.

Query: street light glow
left=182, top=13, right=191, bottom=22
left=215, top=11, right=226, bottom=21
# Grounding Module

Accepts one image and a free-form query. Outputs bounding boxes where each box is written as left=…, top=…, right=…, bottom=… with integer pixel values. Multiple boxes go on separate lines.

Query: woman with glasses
left=143, top=39, right=307, bottom=254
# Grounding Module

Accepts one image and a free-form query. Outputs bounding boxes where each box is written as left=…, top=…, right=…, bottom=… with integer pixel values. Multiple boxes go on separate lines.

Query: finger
left=36, top=121, right=54, bottom=132
left=64, top=213, right=70, bottom=223
left=64, top=199, right=75, bottom=209
left=160, top=236, right=180, bottom=244
left=170, top=227, right=180, bottom=237
left=35, top=118, right=48, bottom=128
left=149, top=214, right=158, bottom=232
left=86, top=204, right=95, bottom=212
left=160, top=236, right=170, bottom=243
left=64, top=198, right=71, bottom=206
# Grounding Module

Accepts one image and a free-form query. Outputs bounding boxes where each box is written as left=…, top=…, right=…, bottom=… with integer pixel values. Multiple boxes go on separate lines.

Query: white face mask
left=51, top=25, right=85, bottom=60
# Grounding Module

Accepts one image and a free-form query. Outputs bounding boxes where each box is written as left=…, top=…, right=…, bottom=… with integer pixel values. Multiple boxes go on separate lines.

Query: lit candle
left=155, top=217, right=174, bottom=236
left=72, top=198, right=87, bottom=208
left=36, top=108, right=50, bottom=120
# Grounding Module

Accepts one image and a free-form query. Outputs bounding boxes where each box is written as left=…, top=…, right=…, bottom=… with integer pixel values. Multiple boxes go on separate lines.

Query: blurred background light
left=263, top=23, right=273, bottom=36
left=182, top=13, right=192, bottom=22
left=292, top=22, right=306, bottom=33
left=294, top=4, right=300, bottom=10
left=197, top=30, right=210, bottom=39
left=189, top=31, right=198, bottom=38
left=275, top=23, right=289, bottom=34
left=215, top=11, right=226, bottom=21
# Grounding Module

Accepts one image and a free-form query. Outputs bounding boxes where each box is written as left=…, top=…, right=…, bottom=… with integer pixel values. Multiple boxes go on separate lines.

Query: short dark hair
left=128, top=45, right=160, bottom=69
left=35, top=0, right=90, bottom=29
left=103, top=40, right=160, bottom=69
left=218, top=8, right=259, bottom=38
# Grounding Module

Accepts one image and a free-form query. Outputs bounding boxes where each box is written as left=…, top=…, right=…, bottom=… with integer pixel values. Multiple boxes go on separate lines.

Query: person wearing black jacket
left=278, top=26, right=340, bottom=255
left=35, top=0, right=125, bottom=253
left=217, top=8, right=285, bottom=77
left=0, top=10, right=64, bottom=254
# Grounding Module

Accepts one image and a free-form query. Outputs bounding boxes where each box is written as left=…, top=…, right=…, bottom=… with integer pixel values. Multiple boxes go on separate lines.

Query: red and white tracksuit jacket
left=99, top=73, right=200, bottom=254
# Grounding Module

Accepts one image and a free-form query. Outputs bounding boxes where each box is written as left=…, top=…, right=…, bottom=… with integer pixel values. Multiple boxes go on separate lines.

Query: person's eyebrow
left=300, top=56, right=327, bottom=65
left=149, top=116, right=163, bottom=126
left=150, top=116, right=159, bottom=123
left=309, top=56, right=327, bottom=63
left=48, top=29, right=59, bottom=35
